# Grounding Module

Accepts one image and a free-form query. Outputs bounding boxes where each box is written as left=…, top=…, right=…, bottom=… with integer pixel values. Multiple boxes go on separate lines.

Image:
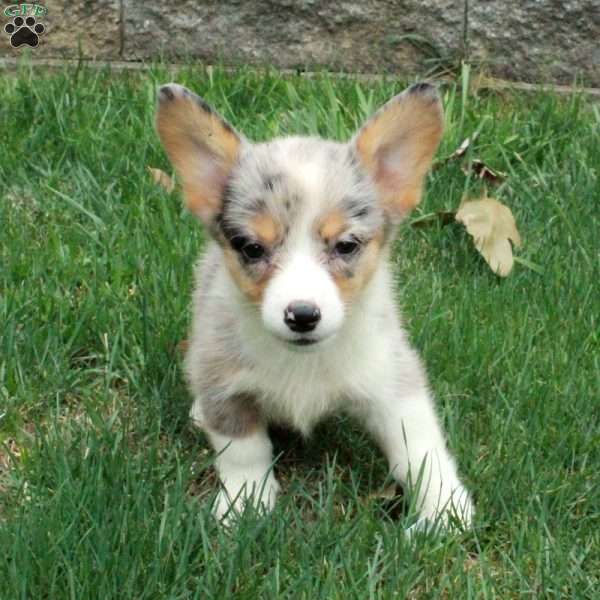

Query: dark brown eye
left=334, top=238, right=360, bottom=257
left=241, top=243, right=265, bottom=261
left=231, top=236, right=266, bottom=262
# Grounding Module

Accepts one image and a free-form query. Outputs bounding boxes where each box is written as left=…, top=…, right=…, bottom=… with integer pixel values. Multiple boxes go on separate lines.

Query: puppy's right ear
left=156, top=84, right=242, bottom=224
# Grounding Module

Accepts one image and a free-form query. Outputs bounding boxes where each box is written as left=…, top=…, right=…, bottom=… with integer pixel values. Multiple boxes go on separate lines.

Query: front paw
left=213, top=474, right=280, bottom=522
left=420, top=484, right=474, bottom=530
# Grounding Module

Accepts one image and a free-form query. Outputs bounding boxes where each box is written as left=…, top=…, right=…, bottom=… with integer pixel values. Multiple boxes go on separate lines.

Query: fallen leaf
left=368, top=483, right=406, bottom=520
left=463, top=554, right=481, bottom=573
left=462, top=159, right=506, bottom=184
left=455, top=197, right=521, bottom=277
left=0, top=438, right=22, bottom=470
left=433, top=134, right=477, bottom=169
left=449, top=135, right=475, bottom=160
left=432, top=133, right=477, bottom=169
left=367, top=483, right=399, bottom=501
left=147, top=167, right=176, bottom=193
left=176, top=339, right=190, bottom=355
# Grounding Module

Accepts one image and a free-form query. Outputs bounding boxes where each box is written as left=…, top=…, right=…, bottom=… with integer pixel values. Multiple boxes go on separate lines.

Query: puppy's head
left=156, top=83, right=443, bottom=349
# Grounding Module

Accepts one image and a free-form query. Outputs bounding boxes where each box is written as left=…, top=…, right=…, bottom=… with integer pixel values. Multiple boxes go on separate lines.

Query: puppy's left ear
left=156, top=83, right=243, bottom=224
left=352, top=83, right=443, bottom=220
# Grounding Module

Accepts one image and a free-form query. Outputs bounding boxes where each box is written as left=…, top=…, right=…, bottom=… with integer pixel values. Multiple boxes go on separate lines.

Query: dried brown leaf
left=147, top=166, right=176, bottom=193
left=449, top=135, right=475, bottom=160
left=366, top=483, right=402, bottom=502
left=456, top=197, right=521, bottom=277
left=433, top=134, right=477, bottom=170
left=368, top=483, right=399, bottom=501
left=462, top=159, right=506, bottom=184
left=176, top=339, right=190, bottom=355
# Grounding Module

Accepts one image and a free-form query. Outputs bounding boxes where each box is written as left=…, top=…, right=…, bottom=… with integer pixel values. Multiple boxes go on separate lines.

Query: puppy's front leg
left=190, top=397, right=280, bottom=521
left=207, top=428, right=280, bottom=520
left=363, top=385, right=473, bottom=528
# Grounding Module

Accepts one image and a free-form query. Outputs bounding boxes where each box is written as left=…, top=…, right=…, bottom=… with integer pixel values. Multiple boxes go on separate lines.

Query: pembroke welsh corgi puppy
left=156, top=81, right=473, bottom=528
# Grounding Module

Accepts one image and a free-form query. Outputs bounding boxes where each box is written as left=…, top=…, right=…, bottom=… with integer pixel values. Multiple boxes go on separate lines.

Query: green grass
left=1, top=62, right=599, bottom=599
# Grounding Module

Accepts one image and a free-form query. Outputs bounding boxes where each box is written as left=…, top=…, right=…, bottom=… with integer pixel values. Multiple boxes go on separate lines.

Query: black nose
left=284, top=301, right=321, bottom=333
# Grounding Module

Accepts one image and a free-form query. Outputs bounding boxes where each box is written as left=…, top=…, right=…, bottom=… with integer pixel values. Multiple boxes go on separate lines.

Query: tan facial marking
left=249, top=212, right=281, bottom=246
left=222, top=248, right=272, bottom=302
left=318, top=209, right=348, bottom=242
left=332, top=231, right=385, bottom=301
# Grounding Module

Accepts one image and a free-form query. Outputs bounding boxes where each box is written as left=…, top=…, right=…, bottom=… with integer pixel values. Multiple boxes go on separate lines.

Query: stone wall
left=1, top=1, right=599, bottom=85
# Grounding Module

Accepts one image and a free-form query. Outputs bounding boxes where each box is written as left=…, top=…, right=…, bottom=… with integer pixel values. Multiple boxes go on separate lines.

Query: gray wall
left=2, top=1, right=599, bottom=85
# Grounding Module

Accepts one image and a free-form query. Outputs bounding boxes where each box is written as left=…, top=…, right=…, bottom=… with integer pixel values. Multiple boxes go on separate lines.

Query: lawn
left=0, top=63, right=598, bottom=599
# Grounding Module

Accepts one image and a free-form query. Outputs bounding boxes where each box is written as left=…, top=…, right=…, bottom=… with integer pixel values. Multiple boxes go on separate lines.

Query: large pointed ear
left=156, top=83, right=242, bottom=224
left=352, top=83, right=443, bottom=220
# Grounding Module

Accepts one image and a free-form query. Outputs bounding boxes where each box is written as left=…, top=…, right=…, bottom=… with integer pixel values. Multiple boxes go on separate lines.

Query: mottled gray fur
left=219, top=137, right=384, bottom=245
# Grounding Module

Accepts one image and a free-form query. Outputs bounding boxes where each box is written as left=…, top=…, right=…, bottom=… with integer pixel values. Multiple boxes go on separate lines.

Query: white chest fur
left=230, top=264, right=408, bottom=433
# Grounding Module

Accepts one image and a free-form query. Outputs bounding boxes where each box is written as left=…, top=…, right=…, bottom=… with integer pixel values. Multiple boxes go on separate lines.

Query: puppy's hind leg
left=190, top=395, right=280, bottom=521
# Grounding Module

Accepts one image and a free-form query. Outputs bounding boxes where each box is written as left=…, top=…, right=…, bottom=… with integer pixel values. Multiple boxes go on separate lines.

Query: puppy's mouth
left=290, top=337, right=318, bottom=347
left=285, top=333, right=338, bottom=350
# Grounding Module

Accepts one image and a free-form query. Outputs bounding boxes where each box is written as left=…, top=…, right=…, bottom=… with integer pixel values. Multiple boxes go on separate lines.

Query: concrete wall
left=1, top=1, right=599, bottom=85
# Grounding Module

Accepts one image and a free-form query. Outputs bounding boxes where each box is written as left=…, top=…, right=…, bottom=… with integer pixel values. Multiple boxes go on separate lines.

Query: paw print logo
left=4, top=16, right=45, bottom=48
